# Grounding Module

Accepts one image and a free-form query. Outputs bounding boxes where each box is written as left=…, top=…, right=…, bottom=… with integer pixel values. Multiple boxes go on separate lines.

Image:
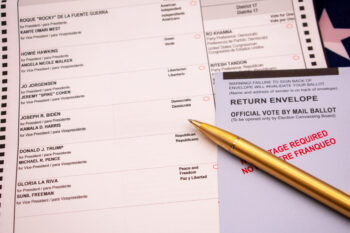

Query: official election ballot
left=1, top=1, right=219, bottom=232
left=0, top=0, right=334, bottom=232
left=202, top=0, right=327, bottom=74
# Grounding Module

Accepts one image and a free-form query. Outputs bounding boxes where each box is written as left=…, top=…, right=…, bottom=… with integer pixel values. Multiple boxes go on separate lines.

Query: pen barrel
left=233, top=138, right=350, bottom=218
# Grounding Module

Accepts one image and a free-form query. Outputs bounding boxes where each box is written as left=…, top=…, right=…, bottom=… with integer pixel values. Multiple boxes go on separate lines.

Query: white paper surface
left=0, top=2, right=21, bottom=233
left=11, top=1, right=220, bottom=232
left=215, top=68, right=350, bottom=232
left=202, top=0, right=327, bottom=74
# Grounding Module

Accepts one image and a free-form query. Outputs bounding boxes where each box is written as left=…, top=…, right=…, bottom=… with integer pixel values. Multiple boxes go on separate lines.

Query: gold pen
left=189, top=119, right=350, bottom=218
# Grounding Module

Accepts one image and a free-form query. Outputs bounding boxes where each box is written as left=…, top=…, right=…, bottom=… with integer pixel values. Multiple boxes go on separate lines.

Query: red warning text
left=240, top=130, right=336, bottom=175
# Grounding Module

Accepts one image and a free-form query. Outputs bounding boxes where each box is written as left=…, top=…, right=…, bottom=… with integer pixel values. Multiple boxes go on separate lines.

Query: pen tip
left=188, top=119, right=202, bottom=128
